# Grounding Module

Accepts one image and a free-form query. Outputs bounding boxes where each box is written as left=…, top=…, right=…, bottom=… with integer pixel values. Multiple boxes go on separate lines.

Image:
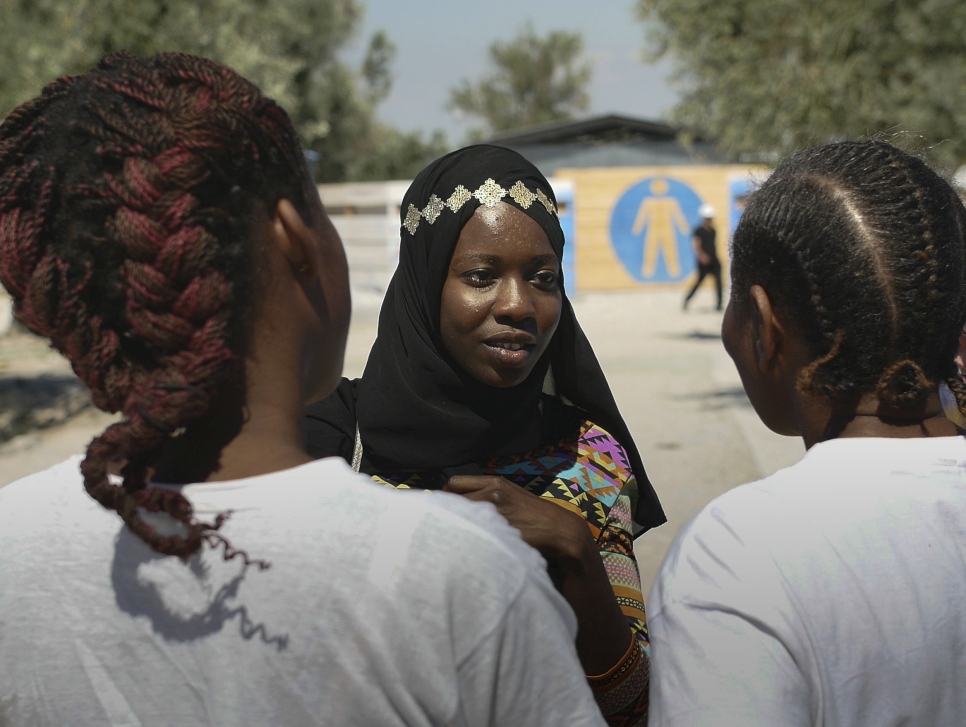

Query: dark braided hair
left=0, top=52, right=311, bottom=560
left=731, top=140, right=966, bottom=417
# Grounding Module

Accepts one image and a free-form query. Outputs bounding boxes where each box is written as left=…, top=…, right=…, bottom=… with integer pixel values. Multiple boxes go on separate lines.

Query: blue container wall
left=555, top=184, right=576, bottom=296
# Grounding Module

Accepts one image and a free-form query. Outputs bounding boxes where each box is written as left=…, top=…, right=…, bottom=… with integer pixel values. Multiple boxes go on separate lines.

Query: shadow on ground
left=658, top=330, right=722, bottom=341
left=672, top=386, right=752, bottom=411
left=0, top=374, right=91, bottom=442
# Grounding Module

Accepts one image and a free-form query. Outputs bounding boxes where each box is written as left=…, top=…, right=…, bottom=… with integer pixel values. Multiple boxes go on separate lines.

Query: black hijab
left=305, top=145, right=665, bottom=533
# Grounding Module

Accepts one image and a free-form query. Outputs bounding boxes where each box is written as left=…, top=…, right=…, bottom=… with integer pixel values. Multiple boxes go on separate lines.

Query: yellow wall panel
left=557, top=165, right=766, bottom=290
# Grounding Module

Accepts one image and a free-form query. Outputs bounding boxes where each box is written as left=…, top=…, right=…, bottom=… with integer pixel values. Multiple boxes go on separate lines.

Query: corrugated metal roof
left=485, top=114, right=678, bottom=146
left=484, top=114, right=721, bottom=174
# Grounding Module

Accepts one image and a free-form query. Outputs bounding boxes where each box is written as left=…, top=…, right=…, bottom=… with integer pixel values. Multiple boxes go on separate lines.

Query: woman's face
left=721, top=289, right=800, bottom=436
left=302, top=189, right=351, bottom=403
left=440, top=201, right=562, bottom=388
left=721, top=295, right=765, bottom=419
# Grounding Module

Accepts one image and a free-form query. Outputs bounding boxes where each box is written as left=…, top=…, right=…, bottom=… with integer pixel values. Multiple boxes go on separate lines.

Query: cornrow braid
left=0, top=52, right=310, bottom=561
left=877, top=145, right=942, bottom=334
left=942, top=197, right=966, bottom=423
left=731, top=140, right=966, bottom=412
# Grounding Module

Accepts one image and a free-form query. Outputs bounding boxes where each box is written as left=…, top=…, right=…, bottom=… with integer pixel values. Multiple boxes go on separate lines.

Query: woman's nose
left=493, top=276, right=535, bottom=322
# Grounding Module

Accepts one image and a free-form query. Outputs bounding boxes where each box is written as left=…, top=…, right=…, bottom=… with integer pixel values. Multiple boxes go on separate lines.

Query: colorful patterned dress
left=371, top=420, right=650, bottom=726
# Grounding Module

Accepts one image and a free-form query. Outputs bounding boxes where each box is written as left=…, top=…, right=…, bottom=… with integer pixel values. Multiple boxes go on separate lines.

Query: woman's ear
left=268, top=198, right=317, bottom=277
left=748, top=284, right=785, bottom=372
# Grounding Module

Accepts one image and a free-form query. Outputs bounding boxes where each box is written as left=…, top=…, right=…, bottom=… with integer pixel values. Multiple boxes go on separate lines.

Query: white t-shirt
left=648, top=436, right=966, bottom=727
left=0, top=456, right=605, bottom=727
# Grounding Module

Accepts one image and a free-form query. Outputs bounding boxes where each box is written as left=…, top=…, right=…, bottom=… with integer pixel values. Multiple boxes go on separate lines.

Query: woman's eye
left=532, top=270, right=559, bottom=288
left=464, top=269, right=496, bottom=286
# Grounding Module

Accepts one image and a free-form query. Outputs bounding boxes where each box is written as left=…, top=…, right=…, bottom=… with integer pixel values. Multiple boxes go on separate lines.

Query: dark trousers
left=684, top=260, right=722, bottom=309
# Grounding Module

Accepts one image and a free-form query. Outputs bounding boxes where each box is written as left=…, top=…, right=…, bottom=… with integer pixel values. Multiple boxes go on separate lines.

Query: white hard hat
left=699, top=204, right=715, bottom=218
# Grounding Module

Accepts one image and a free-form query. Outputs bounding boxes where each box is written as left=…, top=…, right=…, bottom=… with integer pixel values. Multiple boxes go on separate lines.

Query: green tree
left=637, top=0, right=966, bottom=166
left=448, top=24, right=593, bottom=137
left=0, top=0, right=446, bottom=181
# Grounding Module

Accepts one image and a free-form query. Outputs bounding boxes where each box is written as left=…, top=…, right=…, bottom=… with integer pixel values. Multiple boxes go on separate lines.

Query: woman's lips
left=483, top=340, right=534, bottom=367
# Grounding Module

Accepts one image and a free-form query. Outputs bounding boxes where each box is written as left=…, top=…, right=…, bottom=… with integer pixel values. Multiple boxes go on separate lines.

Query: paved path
left=0, top=288, right=804, bottom=596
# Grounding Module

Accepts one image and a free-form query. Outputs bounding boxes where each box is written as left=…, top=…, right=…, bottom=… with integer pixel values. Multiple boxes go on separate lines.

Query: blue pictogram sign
left=609, top=177, right=703, bottom=283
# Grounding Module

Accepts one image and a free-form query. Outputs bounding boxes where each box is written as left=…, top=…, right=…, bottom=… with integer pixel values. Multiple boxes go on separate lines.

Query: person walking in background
left=648, top=141, right=966, bottom=726
left=682, top=204, right=722, bottom=311
left=0, top=53, right=607, bottom=727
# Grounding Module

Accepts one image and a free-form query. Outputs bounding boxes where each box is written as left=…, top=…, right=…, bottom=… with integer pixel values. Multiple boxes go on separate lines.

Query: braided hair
left=0, top=52, right=310, bottom=560
left=731, top=140, right=966, bottom=417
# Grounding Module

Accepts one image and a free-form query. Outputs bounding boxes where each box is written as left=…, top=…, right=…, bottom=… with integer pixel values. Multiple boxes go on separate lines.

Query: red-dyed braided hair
left=0, top=52, right=309, bottom=560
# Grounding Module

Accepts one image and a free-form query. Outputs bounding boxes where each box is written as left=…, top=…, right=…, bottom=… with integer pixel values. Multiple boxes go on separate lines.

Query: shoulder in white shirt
left=0, top=455, right=606, bottom=727
left=648, top=436, right=966, bottom=727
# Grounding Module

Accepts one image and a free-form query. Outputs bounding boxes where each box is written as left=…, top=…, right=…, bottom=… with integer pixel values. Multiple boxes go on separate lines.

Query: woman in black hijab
left=306, top=145, right=663, bottom=724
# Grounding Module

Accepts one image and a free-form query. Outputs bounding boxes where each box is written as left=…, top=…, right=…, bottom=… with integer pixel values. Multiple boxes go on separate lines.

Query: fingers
left=443, top=475, right=509, bottom=505
left=459, top=489, right=501, bottom=504
left=442, top=475, right=501, bottom=494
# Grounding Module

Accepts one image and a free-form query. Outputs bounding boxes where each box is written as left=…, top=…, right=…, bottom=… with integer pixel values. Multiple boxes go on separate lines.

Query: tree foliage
left=637, top=0, right=966, bottom=166
left=0, top=0, right=447, bottom=181
left=448, top=24, right=593, bottom=137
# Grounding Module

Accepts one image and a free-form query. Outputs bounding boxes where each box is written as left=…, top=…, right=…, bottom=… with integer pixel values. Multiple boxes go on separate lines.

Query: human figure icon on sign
left=631, top=178, right=689, bottom=279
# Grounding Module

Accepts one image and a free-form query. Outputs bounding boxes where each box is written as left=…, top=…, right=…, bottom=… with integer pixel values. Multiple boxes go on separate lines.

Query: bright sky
left=343, top=0, right=679, bottom=142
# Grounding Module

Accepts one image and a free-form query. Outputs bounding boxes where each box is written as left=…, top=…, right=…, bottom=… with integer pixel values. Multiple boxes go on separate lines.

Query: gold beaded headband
left=402, top=178, right=558, bottom=235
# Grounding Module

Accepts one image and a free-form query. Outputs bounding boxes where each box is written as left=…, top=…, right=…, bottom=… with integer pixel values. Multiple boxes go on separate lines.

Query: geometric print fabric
left=369, top=419, right=650, bottom=725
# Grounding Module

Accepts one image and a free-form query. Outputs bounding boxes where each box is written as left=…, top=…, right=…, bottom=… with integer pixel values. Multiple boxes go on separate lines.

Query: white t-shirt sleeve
left=422, top=492, right=605, bottom=727
left=647, top=494, right=812, bottom=727
left=455, top=572, right=606, bottom=727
